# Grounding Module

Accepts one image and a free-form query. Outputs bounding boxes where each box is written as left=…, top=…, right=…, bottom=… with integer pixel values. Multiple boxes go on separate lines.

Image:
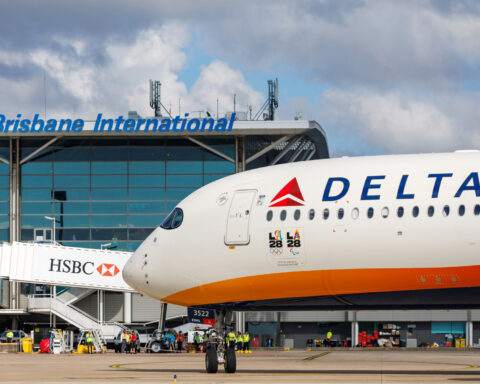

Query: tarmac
left=2, top=349, right=480, bottom=384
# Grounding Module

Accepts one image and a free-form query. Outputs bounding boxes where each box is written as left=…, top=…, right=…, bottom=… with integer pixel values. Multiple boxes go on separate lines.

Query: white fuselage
left=123, top=152, right=480, bottom=309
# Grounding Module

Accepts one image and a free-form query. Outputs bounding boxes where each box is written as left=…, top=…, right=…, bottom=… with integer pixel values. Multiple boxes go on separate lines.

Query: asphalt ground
left=2, top=349, right=480, bottom=383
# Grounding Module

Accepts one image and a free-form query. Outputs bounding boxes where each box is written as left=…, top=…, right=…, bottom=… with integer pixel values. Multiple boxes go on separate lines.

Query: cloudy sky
left=0, top=0, right=479, bottom=156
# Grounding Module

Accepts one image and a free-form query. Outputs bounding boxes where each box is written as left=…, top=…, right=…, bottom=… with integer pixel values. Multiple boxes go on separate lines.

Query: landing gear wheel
left=205, top=346, right=218, bottom=373
left=224, top=348, right=236, bottom=373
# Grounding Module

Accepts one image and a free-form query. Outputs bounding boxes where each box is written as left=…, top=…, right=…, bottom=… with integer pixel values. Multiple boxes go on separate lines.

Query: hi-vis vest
left=326, top=332, right=332, bottom=339
left=86, top=334, right=93, bottom=342
left=228, top=332, right=236, bottom=342
left=237, top=334, right=243, bottom=343
left=244, top=334, right=250, bottom=342
left=6, top=332, right=13, bottom=339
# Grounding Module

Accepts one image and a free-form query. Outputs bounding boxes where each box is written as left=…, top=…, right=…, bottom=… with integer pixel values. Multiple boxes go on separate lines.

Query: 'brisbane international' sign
left=0, top=112, right=237, bottom=134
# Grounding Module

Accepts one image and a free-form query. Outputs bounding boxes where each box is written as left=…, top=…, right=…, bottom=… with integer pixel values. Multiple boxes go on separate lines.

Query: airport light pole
left=44, top=216, right=56, bottom=243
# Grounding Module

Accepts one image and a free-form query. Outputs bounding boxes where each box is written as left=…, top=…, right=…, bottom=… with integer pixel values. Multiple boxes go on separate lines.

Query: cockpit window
left=160, top=208, right=184, bottom=230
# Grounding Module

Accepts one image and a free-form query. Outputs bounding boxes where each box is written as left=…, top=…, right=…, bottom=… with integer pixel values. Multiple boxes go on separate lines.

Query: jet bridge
left=0, top=242, right=134, bottom=291
left=0, top=242, right=134, bottom=340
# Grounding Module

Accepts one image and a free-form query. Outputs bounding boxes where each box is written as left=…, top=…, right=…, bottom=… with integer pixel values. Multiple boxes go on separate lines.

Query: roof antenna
left=149, top=80, right=162, bottom=117
left=253, top=78, right=279, bottom=120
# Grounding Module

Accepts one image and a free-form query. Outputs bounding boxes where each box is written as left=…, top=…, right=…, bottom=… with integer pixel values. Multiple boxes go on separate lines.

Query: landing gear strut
left=205, top=310, right=236, bottom=374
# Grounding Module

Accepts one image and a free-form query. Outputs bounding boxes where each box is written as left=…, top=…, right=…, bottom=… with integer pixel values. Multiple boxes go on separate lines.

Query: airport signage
left=0, top=113, right=236, bottom=134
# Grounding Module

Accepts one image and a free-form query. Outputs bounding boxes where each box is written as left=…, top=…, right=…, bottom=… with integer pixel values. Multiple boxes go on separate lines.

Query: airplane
left=123, top=150, right=480, bottom=373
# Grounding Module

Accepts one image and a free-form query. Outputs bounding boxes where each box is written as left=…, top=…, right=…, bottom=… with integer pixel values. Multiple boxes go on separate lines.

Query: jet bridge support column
left=123, top=292, right=132, bottom=324
left=466, top=310, right=473, bottom=348
left=235, top=312, right=245, bottom=334
left=159, top=302, right=167, bottom=331
left=351, top=312, right=359, bottom=347
left=235, top=136, right=245, bottom=173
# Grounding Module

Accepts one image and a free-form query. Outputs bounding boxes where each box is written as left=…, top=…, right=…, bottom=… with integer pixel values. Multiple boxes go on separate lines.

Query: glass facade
left=0, top=140, right=9, bottom=242
left=20, top=138, right=235, bottom=251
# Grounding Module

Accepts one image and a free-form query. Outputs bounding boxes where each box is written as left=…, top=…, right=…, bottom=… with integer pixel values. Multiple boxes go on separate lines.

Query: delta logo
left=96, top=263, right=120, bottom=277
left=269, top=177, right=305, bottom=207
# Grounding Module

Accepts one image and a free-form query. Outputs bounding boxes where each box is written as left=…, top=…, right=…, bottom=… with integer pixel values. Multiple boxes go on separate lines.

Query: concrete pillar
left=351, top=312, right=359, bottom=347
left=466, top=311, right=473, bottom=348
left=123, top=292, right=132, bottom=324
left=159, top=302, right=167, bottom=331
left=98, top=290, right=104, bottom=323
left=235, top=312, right=245, bottom=333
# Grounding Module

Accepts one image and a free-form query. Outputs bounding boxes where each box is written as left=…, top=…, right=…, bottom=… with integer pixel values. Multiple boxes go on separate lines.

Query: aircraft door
left=225, top=189, right=257, bottom=245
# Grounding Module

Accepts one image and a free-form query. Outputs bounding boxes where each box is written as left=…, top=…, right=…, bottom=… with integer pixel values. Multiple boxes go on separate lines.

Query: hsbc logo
left=49, top=259, right=94, bottom=275
left=48, top=259, right=120, bottom=277
left=269, top=177, right=305, bottom=207
left=97, top=263, right=120, bottom=277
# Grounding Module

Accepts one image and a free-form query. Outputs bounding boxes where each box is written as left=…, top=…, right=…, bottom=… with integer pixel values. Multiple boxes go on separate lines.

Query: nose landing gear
left=204, top=310, right=236, bottom=374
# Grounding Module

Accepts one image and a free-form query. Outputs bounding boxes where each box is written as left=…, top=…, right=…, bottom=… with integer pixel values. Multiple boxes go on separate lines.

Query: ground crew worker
left=6, top=329, right=13, bottom=343
left=169, top=332, right=175, bottom=351
left=227, top=330, right=236, bottom=349
left=194, top=332, right=200, bottom=352
left=121, top=330, right=127, bottom=353
left=243, top=331, right=251, bottom=353
left=86, top=331, right=94, bottom=354
left=326, top=329, right=333, bottom=347
left=126, top=331, right=131, bottom=353
left=236, top=333, right=243, bottom=353
left=202, top=331, right=209, bottom=352
left=176, top=331, right=184, bottom=352
left=130, top=332, right=137, bottom=354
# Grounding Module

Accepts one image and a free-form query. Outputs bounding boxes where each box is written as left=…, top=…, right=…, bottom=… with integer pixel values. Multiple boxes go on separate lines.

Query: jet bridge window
left=459, top=205, right=465, bottom=216
left=160, top=207, right=184, bottom=230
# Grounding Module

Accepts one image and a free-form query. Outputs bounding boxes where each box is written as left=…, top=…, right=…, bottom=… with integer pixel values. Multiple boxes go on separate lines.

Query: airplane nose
left=122, top=251, right=142, bottom=291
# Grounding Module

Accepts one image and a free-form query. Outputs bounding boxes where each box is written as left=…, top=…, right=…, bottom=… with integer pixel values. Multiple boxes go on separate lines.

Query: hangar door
left=225, top=190, right=257, bottom=246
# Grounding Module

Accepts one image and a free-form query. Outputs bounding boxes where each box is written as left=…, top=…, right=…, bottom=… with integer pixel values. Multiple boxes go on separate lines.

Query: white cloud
left=321, top=88, right=480, bottom=154
left=0, top=23, right=263, bottom=120
left=188, top=60, right=264, bottom=117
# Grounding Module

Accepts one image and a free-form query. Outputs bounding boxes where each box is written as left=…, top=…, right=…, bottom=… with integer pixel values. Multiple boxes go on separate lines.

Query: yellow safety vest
left=86, top=334, right=93, bottom=342
left=126, top=334, right=131, bottom=342
left=326, top=332, right=332, bottom=339
left=228, top=332, right=236, bottom=342
left=6, top=332, right=13, bottom=339
left=237, top=334, right=243, bottom=342
left=244, top=334, right=250, bottom=342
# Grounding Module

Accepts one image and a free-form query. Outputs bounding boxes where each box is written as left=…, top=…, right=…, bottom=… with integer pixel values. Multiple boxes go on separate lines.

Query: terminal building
left=0, top=114, right=479, bottom=348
